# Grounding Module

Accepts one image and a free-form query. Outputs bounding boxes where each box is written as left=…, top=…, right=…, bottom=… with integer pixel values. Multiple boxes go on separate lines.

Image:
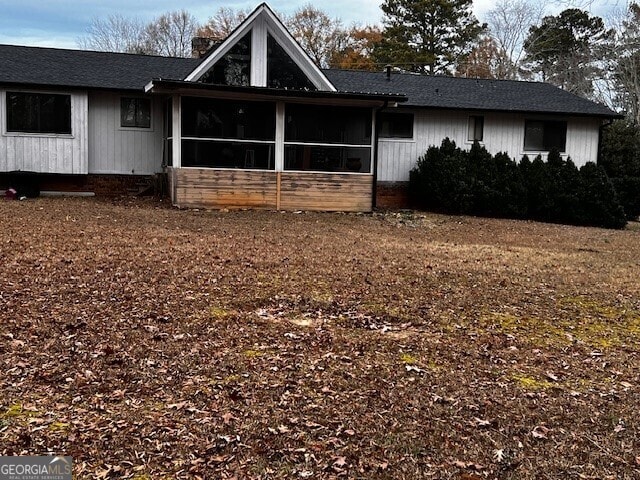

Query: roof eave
left=145, top=79, right=407, bottom=105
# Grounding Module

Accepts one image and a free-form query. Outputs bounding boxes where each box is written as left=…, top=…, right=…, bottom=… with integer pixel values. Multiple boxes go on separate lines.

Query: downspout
left=597, top=117, right=614, bottom=165
left=372, top=100, right=388, bottom=211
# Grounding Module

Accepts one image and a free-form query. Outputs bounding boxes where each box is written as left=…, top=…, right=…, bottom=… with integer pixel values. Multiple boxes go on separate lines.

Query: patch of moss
left=48, top=421, right=70, bottom=432
left=209, top=307, right=233, bottom=320
left=400, top=353, right=418, bottom=365
left=512, top=374, right=555, bottom=390
left=2, top=403, right=40, bottom=419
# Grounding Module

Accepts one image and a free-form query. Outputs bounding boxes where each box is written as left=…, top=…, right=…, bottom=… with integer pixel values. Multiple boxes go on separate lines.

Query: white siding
left=88, top=92, right=164, bottom=175
left=0, top=89, right=88, bottom=174
left=378, top=109, right=602, bottom=182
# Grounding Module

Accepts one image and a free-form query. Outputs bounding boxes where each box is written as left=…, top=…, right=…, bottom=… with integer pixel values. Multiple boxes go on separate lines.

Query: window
left=524, top=120, right=567, bottom=152
left=181, top=97, right=276, bottom=170
left=6, top=92, right=71, bottom=134
left=267, top=33, right=316, bottom=90
left=121, top=97, right=151, bottom=128
left=379, top=112, right=413, bottom=139
left=200, top=31, right=251, bottom=86
left=468, top=115, right=484, bottom=142
left=284, top=104, right=372, bottom=173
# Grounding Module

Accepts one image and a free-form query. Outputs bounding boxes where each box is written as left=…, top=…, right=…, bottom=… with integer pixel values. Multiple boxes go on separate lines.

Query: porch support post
left=172, top=95, right=182, bottom=168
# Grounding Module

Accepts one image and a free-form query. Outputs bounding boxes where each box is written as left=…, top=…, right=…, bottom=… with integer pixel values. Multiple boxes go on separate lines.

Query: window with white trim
left=468, top=115, right=484, bottom=142
left=524, top=120, right=567, bottom=152
left=121, top=97, right=151, bottom=128
left=6, top=91, right=71, bottom=134
left=379, top=112, right=413, bottom=139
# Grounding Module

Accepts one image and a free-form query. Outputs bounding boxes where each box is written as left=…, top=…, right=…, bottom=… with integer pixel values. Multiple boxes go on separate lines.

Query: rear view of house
left=0, top=3, right=619, bottom=211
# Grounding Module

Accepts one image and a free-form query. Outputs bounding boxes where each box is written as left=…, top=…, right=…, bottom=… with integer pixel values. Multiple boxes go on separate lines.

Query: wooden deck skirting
left=168, top=167, right=373, bottom=212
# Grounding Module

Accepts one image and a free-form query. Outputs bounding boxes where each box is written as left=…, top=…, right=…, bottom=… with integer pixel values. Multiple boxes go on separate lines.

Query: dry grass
left=1, top=197, right=639, bottom=479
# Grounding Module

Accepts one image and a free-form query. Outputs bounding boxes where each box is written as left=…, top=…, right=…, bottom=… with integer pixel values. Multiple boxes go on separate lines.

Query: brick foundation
left=0, top=173, right=160, bottom=196
left=376, top=181, right=411, bottom=209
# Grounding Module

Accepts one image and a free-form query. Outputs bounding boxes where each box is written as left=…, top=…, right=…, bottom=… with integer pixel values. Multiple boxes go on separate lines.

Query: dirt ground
left=1, top=197, right=639, bottom=479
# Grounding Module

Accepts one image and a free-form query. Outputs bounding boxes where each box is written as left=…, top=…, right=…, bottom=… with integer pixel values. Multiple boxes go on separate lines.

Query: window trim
left=119, top=96, right=153, bottom=131
left=378, top=111, right=415, bottom=141
left=523, top=119, right=568, bottom=153
left=2, top=90, right=74, bottom=138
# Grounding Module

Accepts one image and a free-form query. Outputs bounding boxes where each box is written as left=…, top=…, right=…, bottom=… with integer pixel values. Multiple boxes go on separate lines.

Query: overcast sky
left=0, top=0, right=621, bottom=50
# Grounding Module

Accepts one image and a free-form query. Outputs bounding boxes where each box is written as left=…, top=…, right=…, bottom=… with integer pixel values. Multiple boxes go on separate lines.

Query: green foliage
left=409, top=138, right=627, bottom=229
left=523, top=8, right=613, bottom=97
left=375, top=0, right=485, bottom=75
left=599, top=119, right=640, bottom=219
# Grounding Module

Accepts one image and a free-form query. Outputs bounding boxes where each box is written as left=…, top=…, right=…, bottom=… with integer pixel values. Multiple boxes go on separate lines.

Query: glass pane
left=121, top=98, right=137, bottom=127
left=267, top=33, right=317, bottom=90
left=379, top=112, right=413, bottom=138
left=544, top=121, right=567, bottom=152
left=468, top=116, right=483, bottom=141
left=182, top=140, right=275, bottom=170
left=284, top=145, right=371, bottom=173
left=285, top=105, right=372, bottom=145
left=182, top=97, right=275, bottom=141
left=136, top=99, right=151, bottom=128
left=7, top=92, right=71, bottom=134
left=524, top=121, right=544, bottom=150
left=200, top=31, right=251, bottom=86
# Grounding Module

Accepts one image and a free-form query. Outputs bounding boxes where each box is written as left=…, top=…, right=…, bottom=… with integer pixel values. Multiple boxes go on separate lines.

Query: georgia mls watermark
left=0, top=457, right=72, bottom=480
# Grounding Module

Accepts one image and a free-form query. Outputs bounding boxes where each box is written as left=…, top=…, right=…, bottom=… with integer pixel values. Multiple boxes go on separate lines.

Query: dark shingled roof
left=0, top=44, right=200, bottom=91
left=323, top=69, right=618, bottom=118
left=0, top=43, right=617, bottom=117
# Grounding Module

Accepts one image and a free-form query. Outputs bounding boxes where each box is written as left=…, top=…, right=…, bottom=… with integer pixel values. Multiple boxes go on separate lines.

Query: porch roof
left=145, top=79, right=407, bottom=106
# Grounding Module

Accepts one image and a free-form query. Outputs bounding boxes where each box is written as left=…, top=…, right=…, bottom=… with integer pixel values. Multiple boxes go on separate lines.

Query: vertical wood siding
left=378, top=109, right=602, bottom=182
left=0, top=89, right=88, bottom=174
left=88, top=92, right=165, bottom=175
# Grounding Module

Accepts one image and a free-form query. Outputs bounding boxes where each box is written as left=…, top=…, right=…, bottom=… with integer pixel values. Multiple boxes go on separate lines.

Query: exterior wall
left=88, top=91, right=165, bottom=175
left=378, top=109, right=602, bottom=182
left=280, top=172, right=373, bottom=212
left=0, top=89, right=88, bottom=174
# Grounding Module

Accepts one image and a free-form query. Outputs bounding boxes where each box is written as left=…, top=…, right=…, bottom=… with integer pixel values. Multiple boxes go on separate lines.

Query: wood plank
left=280, top=172, right=373, bottom=212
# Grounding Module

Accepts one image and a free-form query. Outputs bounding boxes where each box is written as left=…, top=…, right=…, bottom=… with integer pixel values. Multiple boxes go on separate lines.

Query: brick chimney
left=191, top=37, right=217, bottom=58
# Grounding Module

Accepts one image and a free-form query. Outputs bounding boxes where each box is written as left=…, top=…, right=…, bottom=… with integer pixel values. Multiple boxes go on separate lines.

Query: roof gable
left=184, top=3, right=335, bottom=91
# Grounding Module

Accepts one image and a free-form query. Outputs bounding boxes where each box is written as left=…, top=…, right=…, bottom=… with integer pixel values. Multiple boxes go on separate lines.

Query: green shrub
left=599, top=120, right=640, bottom=220
left=409, top=138, right=627, bottom=229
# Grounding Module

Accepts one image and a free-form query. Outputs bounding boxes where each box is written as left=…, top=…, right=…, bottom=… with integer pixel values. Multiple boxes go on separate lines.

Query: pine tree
left=374, top=0, right=485, bottom=75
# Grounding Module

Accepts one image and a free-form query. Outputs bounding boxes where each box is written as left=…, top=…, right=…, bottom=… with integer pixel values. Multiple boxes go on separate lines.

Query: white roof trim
left=184, top=3, right=336, bottom=92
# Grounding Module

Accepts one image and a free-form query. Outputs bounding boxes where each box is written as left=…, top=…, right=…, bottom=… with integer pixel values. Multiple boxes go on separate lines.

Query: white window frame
left=118, top=96, right=154, bottom=132
left=1, top=89, right=74, bottom=139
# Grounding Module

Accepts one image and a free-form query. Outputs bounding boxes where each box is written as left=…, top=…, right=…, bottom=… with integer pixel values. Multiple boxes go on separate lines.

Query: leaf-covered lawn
left=1, top=197, right=639, bottom=479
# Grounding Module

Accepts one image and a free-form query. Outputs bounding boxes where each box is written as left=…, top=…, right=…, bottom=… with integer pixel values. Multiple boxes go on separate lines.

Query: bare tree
left=197, top=7, right=250, bottom=42
left=144, top=10, right=199, bottom=57
left=78, top=14, right=146, bottom=53
left=284, top=5, right=347, bottom=68
left=610, top=2, right=640, bottom=123
left=486, top=0, right=545, bottom=79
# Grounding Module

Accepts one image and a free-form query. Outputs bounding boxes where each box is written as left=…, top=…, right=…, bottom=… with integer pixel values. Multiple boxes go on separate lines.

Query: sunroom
left=145, top=3, right=405, bottom=212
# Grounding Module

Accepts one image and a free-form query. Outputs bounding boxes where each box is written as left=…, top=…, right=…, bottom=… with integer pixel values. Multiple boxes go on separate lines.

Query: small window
left=6, top=92, right=71, bottom=134
left=379, top=112, right=413, bottom=139
left=468, top=115, right=484, bottom=142
left=524, top=120, right=567, bottom=152
left=121, top=97, right=151, bottom=128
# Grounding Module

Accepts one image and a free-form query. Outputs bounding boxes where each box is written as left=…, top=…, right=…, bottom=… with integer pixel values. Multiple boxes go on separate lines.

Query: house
left=0, top=3, right=619, bottom=211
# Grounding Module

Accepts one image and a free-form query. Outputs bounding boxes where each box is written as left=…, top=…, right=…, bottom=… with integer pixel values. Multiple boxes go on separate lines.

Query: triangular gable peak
left=185, top=3, right=336, bottom=92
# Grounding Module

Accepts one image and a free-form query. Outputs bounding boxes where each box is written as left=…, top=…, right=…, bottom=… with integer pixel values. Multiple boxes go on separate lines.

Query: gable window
left=379, top=112, right=413, bottom=139
left=468, top=115, right=484, bottom=142
left=121, top=97, right=151, bottom=128
left=200, top=31, right=252, bottom=86
left=267, top=33, right=316, bottom=90
left=524, top=120, right=567, bottom=152
left=6, top=92, right=71, bottom=135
